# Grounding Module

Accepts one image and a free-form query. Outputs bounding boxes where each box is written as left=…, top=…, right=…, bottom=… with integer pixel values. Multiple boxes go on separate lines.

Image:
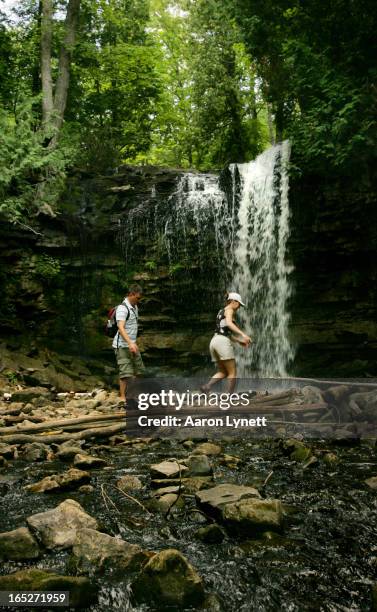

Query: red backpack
left=105, top=304, right=130, bottom=337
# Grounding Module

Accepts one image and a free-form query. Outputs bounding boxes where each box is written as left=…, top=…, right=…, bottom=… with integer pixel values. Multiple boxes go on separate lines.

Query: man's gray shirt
left=112, top=298, right=138, bottom=348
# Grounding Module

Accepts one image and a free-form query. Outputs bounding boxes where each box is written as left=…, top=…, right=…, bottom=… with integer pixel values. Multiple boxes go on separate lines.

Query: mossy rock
left=0, top=569, right=97, bottom=608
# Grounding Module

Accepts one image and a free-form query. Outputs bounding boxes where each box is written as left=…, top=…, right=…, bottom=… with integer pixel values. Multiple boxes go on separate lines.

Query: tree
left=41, top=0, right=81, bottom=144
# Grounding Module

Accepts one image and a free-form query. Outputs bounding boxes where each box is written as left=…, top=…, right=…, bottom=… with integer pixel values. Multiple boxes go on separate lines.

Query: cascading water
left=117, top=142, right=294, bottom=376
left=230, top=140, right=294, bottom=377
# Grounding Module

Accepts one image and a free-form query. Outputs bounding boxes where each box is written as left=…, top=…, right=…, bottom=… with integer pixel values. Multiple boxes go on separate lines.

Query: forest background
left=1, top=0, right=376, bottom=227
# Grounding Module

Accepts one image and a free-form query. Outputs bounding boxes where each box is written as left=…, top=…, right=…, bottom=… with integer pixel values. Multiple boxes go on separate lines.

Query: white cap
left=228, top=292, right=245, bottom=306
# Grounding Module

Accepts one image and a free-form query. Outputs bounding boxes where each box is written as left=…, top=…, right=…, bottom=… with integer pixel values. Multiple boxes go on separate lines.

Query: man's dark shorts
left=114, top=347, right=145, bottom=378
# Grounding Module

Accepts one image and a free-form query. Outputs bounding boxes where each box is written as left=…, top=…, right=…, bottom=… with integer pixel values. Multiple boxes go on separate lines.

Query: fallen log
left=3, top=414, right=45, bottom=425
left=57, top=419, right=126, bottom=432
left=0, top=412, right=126, bottom=436
left=0, top=422, right=127, bottom=444
left=247, top=389, right=300, bottom=405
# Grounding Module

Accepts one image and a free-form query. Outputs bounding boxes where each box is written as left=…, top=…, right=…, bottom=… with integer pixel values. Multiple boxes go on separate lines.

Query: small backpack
left=105, top=304, right=130, bottom=337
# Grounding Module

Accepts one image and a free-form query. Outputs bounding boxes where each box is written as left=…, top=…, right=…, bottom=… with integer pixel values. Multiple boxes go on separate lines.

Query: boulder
left=349, top=389, right=377, bottom=420
left=73, top=454, right=108, bottom=469
left=150, top=460, right=188, bottom=479
left=116, top=475, right=143, bottom=491
left=222, top=498, right=283, bottom=536
left=27, top=499, right=98, bottom=549
left=185, top=454, right=212, bottom=476
left=192, top=442, right=222, bottom=456
left=71, top=528, right=150, bottom=574
left=25, top=468, right=90, bottom=493
left=0, top=569, right=96, bottom=608
left=196, top=484, right=261, bottom=519
left=131, top=549, right=205, bottom=608
left=0, top=527, right=40, bottom=561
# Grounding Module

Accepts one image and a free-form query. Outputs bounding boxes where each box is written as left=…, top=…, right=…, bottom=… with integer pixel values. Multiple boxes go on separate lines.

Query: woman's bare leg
left=201, top=361, right=227, bottom=391
left=221, top=359, right=237, bottom=393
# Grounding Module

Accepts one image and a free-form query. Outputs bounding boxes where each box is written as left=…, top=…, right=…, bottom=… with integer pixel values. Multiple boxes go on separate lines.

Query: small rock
left=192, top=443, right=222, bottom=456
left=182, top=440, right=195, bottom=450
left=116, top=475, right=143, bottom=491
left=25, top=468, right=90, bottom=493
left=27, top=499, right=98, bottom=549
left=22, top=442, right=50, bottom=462
left=301, top=385, right=324, bottom=404
left=322, top=452, right=339, bottom=465
left=11, top=388, right=52, bottom=403
left=131, top=549, right=205, bottom=608
left=71, top=528, right=150, bottom=574
left=0, top=569, right=97, bottom=608
left=0, top=527, right=40, bottom=561
left=73, top=454, right=108, bottom=469
left=0, top=443, right=16, bottom=459
left=365, top=476, right=377, bottom=490
left=185, top=454, right=212, bottom=476
left=195, top=524, right=224, bottom=544
left=222, top=498, right=283, bottom=536
left=151, top=477, right=213, bottom=493
left=149, top=494, right=184, bottom=514
left=196, top=484, right=261, bottom=519
left=220, top=454, right=242, bottom=468
left=150, top=460, right=188, bottom=479
left=56, top=446, right=83, bottom=461
left=79, top=484, right=94, bottom=493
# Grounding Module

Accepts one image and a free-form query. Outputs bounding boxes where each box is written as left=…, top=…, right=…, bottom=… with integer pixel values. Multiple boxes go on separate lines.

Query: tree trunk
left=41, top=0, right=54, bottom=126
left=52, top=0, right=81, bottom=134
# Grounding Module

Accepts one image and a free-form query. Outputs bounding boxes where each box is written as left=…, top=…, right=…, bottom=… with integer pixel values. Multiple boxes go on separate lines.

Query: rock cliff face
left=0, top=164, right=376, bottom=377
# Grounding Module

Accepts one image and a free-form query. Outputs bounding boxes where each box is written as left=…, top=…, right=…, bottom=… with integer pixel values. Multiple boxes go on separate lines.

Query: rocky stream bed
left=0, top=387, right=377, bottom=611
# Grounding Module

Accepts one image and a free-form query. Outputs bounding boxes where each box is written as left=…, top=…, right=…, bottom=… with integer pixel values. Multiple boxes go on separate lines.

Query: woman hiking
left=201, top=292, right=252, bottom=393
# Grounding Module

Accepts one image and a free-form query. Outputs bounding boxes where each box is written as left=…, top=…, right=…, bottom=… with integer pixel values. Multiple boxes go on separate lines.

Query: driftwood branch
left=1, top=422, right=127, bottom=444
left=0, top=412, right=126, bottom=436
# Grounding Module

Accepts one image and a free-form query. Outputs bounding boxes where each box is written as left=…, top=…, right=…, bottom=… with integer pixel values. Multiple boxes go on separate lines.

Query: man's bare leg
left=119, top=377, right=127, bottom=401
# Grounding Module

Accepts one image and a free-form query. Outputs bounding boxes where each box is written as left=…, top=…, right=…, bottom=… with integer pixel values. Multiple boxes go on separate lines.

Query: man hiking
left=113, top=284, right=145, bottom=406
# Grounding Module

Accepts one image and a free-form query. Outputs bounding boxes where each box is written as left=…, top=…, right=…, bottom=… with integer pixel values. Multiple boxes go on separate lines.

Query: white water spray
left=231, top=141, right=294, bottom=376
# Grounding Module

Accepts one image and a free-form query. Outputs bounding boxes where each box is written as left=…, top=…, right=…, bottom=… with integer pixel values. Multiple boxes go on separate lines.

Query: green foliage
left=0, top=100, right=76, bottom=221
left=34, top=255, right=61, bottom=280
left=145, top=260, right=157, bottom=271
left=230, top=0, right=377, bottom=174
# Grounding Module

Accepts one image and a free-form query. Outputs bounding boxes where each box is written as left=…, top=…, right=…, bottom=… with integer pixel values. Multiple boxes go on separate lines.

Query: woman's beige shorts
left=209, top=334, right=235, bottom=362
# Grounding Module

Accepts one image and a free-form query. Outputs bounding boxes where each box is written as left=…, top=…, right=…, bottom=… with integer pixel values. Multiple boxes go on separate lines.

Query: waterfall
left=230, top=141, right=294, bottom=377
left=117, top=142, right=294, bottom=376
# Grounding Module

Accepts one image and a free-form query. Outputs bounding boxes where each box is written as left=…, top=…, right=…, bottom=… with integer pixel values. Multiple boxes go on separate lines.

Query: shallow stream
left=1, top=437, right=377, bottom=611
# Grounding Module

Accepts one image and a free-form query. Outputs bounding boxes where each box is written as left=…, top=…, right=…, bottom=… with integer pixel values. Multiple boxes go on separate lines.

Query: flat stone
left=131, top=549, right=205, bottom=608
left=222, top=498, right=283, bottom=535
left=73, top=454, right=108, bottom=469
left=196, top=484, right=261, bottom=519
left=192, top=443, right=222, bottom=456
left=71, top=528, right=150, bottom=574
left=150, top=460, right=188, bottom=479
left=27, top=499, right=98, bottom=550
left=116, top=475, right=143, bottom=491
left=79, top=484, right=94, bottom=493
left=365, top=476, right=377, bottom=490
left=151, top=477, right=213, bottom=493
left=25, top=468, right=90, bottom=493
left=0, top=569, right=96, bottom=608
left=152, top=485, right=182, bottom=497
left=0, top=527, right=40, bottom=561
